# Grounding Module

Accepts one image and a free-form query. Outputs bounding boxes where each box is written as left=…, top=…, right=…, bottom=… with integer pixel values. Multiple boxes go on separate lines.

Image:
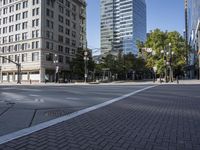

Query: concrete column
left=27, top=72, right=30, bottom=80
left=40, top=68, right=45, bottom=83
left=13, top=72, right=15, bottom=82
left=7, top=72, right=9, bottom=82
left=0, top=68, right=2, bottom=83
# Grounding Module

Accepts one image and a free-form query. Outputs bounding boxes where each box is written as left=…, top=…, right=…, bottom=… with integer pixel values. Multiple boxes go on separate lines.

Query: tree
left=94, top=52, right=149, bottom=80
left=71, top=47, right=94, bottom=80
left=139, top=29, right=187, bottom=79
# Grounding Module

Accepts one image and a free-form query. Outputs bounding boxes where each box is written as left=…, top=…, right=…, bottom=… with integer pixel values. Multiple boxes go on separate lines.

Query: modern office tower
left=186, top=0, right=200, bottom=78
left=100, top=0, right=146, bottom=55
left=0, top=0, right=86, bottom=83
left=185, top=0, right=188, bottom=64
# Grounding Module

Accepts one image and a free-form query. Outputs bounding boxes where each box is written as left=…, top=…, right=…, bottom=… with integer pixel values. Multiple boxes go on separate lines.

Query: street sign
left=85, top=74, right=87, bottom=78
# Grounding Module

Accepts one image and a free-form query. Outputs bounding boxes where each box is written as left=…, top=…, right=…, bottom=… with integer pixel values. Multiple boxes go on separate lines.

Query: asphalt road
left=1, top=85, right=200, bottom=150
left=0, top=84, right=150, bottom=136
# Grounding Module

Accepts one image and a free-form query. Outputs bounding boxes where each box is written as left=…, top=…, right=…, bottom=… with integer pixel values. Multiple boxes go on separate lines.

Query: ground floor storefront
left=0, top=68, right=71, bottom=83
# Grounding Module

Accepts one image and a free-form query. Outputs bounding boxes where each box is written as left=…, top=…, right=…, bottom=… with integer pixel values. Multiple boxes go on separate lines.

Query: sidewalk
left=0, top=85, right=200, bottom=150
left=154, top=79, right=200, bottom=85
left=0, top=79, right=200, bottom=86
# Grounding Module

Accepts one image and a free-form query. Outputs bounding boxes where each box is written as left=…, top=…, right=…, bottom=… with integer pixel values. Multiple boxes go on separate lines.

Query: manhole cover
left=44, top=110, right=66, bottom=117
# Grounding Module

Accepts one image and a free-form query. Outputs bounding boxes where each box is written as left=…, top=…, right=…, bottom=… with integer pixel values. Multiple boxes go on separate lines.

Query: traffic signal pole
left=0, top=55, right=21, bottom=84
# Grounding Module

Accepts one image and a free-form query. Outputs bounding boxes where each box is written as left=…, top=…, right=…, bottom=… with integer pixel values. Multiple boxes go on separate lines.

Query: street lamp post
left=161, top=49, right=167, bottom=83
left=153, top=66, right=157, bottom=83
left=168, top=43, right=174, bottom=82
left=54, top=54, right=59, bottom=83
left=84, top=50, right=89, bottom=83
left=17, top=56, right=21, bottom=84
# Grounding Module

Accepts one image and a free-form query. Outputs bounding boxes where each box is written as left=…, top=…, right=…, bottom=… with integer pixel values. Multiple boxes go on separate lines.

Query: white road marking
left=0, top=85, right=156, bottom=145
left=65, top=97, right=81, bottom=100
left=29, top=94, right=40, bottom=97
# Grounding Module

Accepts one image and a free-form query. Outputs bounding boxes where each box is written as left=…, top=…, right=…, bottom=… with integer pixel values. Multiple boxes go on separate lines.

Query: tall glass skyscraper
left=186, top=0, right=200, bottom=78
left=187, top=0, right=200, bottom=43
left=101, top=0, right=146, bottom=55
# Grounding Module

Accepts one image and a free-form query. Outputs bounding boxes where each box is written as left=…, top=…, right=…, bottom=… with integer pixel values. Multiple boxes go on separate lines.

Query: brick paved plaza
left=0, top=85, right=200, bottom=150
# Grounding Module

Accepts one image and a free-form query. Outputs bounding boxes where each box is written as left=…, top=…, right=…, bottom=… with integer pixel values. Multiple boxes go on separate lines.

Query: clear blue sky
left=86, top=0, right=185, bottom=49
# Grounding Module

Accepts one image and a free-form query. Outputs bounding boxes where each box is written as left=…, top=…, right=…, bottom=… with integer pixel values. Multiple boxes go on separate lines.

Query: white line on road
left=65, top=97, right=81, bottom=100
left=0, top=85, right=156, bottom=145
left=29, top=94, right=40, bottom=97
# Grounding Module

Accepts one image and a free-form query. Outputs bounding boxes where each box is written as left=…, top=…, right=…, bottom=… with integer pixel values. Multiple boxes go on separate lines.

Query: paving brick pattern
left=1, top=85, right=200, bottom=150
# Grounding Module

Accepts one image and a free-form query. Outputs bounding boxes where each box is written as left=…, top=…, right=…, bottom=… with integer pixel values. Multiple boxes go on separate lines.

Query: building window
left=46, top=8, right=54, bottom=18
left=72, top=31, right=76, bottom=38
left=66, top=0, right=70, bottom=8
left=9, top=35, right=14, bottom=42
left=58, top=35, right=63, bottom=43
left=66, top=19, right=70, bottom=26
left=23, top=1, right=28, bottom=8
left=32, top=19, right=39, bottom=27
left=32, top=52, right=39, bottom=61
left=3, top=17, right=8, bottom=24
left=14, top=44, right=21, bottom=51
left=65, top=47, right=70, bottom=54
left=16, top=13, right=21, bottom=21
left=72, top=4, right=76, bottom=12
left=46, top=31, right=53, bottom=39
left=32, top=8, right=39, bottom=16
left=46, top=41, right=53, bottom=50
left=71, top=49, right=75, bottom=55
left=58, top=25, right=63, bottom=32
left=33, top=0, right=39, bottom=5
left=3, top=36, right=7, bottom=43
left=65, top=56, right=70, bottom=64
left=22, top=22, right=28, bottom=29
left=59, top=5, right=64, bottom=13
left=3, top=8, right=8, bottom=14
left=15, top=24, right=21, bottom=31
left=22, top=32, right=28, bottom=40
left=22, top=53, right=27, bottom=62
left=58, top=55, right=63, bottom=63
left=46, top=53, right=53, bottom=61
left=22, top=11, right=28, bottom=19
left=3, top=27, right=7, bottom=34
left=72, top=40, right=76, bottom=47
left=9, top=25, right=14, bottom=32
left=32, top=30, right=39, bottom=38
left=47, top=0, right=54, bottom=7
left=58, top=15, right=64, bottom=23
left=32, top=41, right=39, bottom=49
left=9, top=15, right=14, bottom=22
left=16, top=3, right=21, bottom=11
left=22, top=43, right=28, bottom=50
left=9, top=5, right=14, bottom=13
left=58, top=45, right=63, bottom=52
left=15, top=34, right=20, bottom=41
left=46, top=19, right=54, bottom=29
left=66, top=9, right=70, bottom=17
left=65, top=37, right=70, bottom=45
left=65, top=28, right=70, bottom=35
